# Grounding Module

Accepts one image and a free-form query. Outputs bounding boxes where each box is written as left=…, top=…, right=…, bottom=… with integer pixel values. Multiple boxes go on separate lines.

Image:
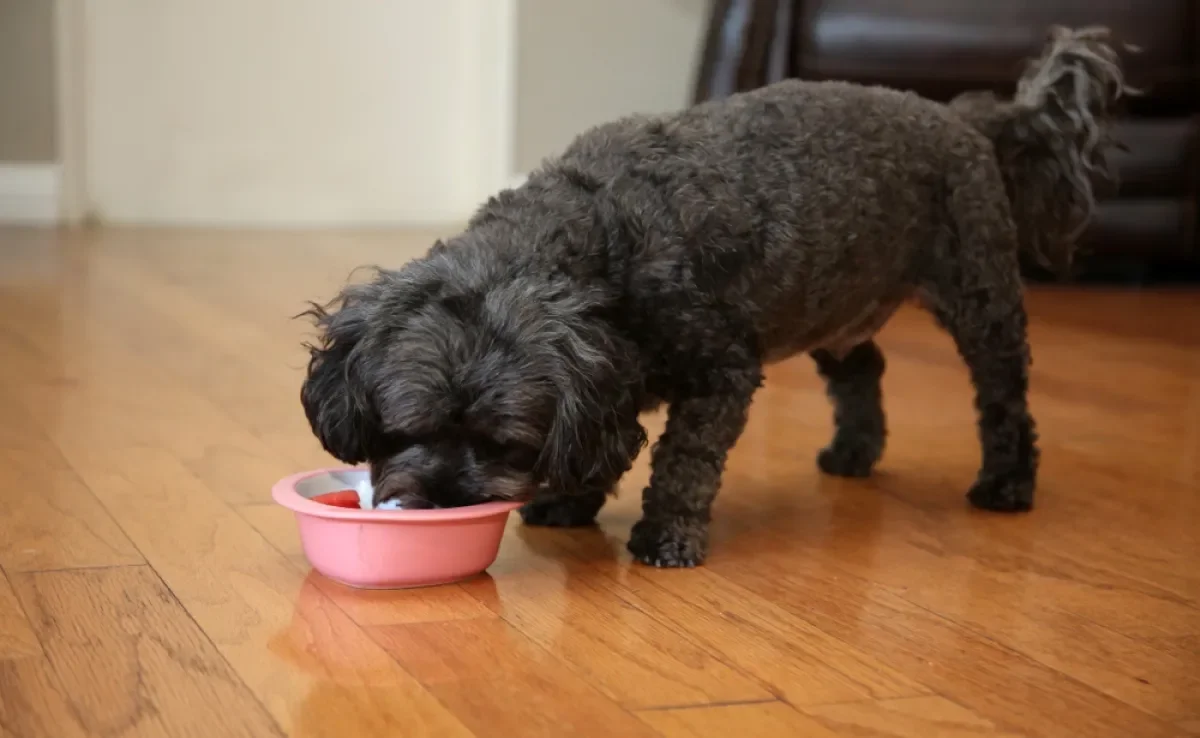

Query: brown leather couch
left=694, top=0, right=1199, bottom=271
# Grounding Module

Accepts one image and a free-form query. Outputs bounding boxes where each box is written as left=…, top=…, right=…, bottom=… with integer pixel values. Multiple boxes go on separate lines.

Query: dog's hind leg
left=811, top=341, right=887, bottom=478
left=921, top=155, right=1039, bottom=512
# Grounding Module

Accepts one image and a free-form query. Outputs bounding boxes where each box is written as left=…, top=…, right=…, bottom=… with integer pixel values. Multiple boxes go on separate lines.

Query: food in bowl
left=312, top=490, right=363, bottom=509
left=272, top=467, right=523, bottom=589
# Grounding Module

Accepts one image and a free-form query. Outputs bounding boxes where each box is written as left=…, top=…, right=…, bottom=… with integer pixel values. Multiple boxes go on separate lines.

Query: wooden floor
left=0, top=226, right=1197, bottom=738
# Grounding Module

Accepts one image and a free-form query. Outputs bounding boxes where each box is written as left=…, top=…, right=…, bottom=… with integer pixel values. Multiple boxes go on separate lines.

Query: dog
left=300, top=27, right=1129, bottom=567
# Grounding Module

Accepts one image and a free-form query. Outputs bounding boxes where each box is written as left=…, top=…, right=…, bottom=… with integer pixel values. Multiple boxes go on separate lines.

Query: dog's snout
left=369, top=463, right=437, bottom=508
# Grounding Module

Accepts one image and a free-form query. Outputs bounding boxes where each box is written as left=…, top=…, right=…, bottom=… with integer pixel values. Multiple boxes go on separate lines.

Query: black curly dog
left=300, top=28, right=1129, bottom=567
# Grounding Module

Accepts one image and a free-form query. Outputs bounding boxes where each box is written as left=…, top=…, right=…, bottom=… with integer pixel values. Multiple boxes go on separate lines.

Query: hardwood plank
left=0, top=297, right=305, bottom=508
left=237, top=502, right=311, bottom=570
left=0, top=657, right=90, bottom=738
left=0, top=391, right=143, bottom=573
left=261, top=574, right=477, bottom=738
left=701, top=471, right=1200, bottom=723
left=373, top=618, right=660, bottom=738
left=526, top=440, right=928, bottom=707
left=238, top=502, right=498, bottom=625
left=26, top=445, right=474, bottom=738
left=0, top=571, right=40, bottom=659
left=535, top=523, right=929, bottom=707
left=848, top=471, right=1200, bottom=639
left=12, top=565, right=281, bottom=737
left=0, top=244, right=473, bottom=738
left=458, top=518, right=772, bottom=710
left=870, top=450, right=1200, bottom=607
left=700, top=437, right=1200, bottom=723
left=637, top=702, right=841, bottom=738
left=706, top=327, right=1200, bottom=726
left=313, top=579, right=497, bottom=627
left=708, top=549, right=1185, bottom=738
left=892, top=571, right=1198, bottom=723
left=3, top=228, right=1198, bottom=737
left=78, top=239, right=363, bottom=471
left=802, top=696, right=1025, bottom=737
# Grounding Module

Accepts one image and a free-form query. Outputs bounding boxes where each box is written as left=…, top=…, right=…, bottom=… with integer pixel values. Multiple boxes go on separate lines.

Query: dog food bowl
left=271, top=467, right=523, bottom=589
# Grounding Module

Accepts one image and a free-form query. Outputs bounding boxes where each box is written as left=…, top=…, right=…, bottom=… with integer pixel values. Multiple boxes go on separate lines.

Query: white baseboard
left=0, top=164, right=61, bottom=224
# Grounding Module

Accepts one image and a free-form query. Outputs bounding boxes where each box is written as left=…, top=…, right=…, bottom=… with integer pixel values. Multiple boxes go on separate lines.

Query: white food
left=352, top=480, right=375, bottom=510
left=342, top=477, right=407, bottom=511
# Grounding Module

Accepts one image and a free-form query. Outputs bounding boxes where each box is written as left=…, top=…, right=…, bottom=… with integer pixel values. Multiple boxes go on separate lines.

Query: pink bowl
left=272, top=467, right=523, bottom=589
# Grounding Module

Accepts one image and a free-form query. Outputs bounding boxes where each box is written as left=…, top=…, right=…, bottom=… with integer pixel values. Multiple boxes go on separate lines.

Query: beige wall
left=0, top=0, right=58, bottom=162
left=80, top=0, right=512, bottom=225
left=514, top=0, right=709, bottom=174
left=13, top=1, right=705, bottom=222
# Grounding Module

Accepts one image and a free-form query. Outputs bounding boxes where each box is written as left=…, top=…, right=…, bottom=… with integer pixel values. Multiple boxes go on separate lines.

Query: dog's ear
left=299, top=287, right=380, bottom=463
left=536, top=298, right=647, bottom=494
left=299, top=263, right=447, bottom=462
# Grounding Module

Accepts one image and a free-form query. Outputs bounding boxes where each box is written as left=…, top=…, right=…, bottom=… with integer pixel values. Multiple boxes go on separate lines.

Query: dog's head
left=299, top=252, right=646, bottom=509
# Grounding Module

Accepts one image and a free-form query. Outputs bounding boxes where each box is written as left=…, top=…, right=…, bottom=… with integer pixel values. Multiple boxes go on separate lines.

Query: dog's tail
left=950, top=26, right=1133, bottom=275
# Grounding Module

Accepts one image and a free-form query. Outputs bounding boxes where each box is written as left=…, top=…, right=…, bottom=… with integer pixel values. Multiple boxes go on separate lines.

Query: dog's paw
left=967, top=473, right=1034, bottom=512
left=519, top=496, right=602, bottom=527
left=627, top=517, right=709, bottom=568
left=817, top=440, right=880, bottom=478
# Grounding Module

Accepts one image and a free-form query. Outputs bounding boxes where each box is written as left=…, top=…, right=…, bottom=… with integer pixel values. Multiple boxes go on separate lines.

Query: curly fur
left=300, top=28, right=1128, bottom=566
left=950, top=26, right=1132, bottom=275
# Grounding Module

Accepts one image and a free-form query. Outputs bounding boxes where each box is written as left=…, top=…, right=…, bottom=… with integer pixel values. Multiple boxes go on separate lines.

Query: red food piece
left=312, top=490, right=362, bottom=509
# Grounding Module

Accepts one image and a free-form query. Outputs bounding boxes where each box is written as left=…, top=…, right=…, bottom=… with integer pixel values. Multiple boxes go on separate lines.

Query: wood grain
left=373, top=618, right=661, bottom=737
left=12, top=565, right=281, bottom=737
left=802, top=696, right=1025, bottom=737
left=707, top=472, right=1200, bottom=721
left=0, top=657, right=90, bottom=738
left=0, top=392, right=143, bottom=573
left=638, top=702, right=841, bottom=738
left=236, top=502, right=313, bottom=571
left=0, top=571, right=39, bottom=659
left=707, top=548, right=1188, bottom=738
left=538, top=525, right=930, bottom=706
left=1, top=227, right=1198, bottom=737
left=31, top=447, right=472, bottom=738
left=459, top=519, right=773, bottom=709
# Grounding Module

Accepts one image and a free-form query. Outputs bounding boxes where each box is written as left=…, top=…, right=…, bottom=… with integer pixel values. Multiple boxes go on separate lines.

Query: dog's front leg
left=519, top=479, right=613, bottom=528
left=628, top=367, right=762, bottom=567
